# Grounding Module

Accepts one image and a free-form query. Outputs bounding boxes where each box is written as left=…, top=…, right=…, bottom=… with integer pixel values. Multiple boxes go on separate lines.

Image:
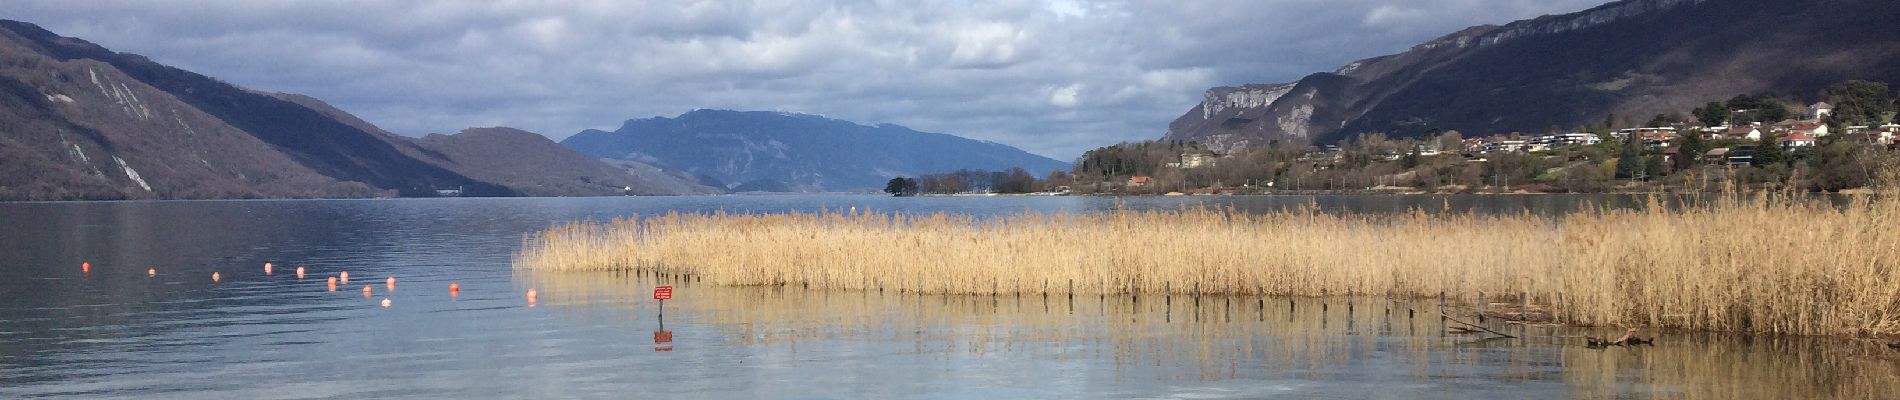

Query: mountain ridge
left=0, top=20, right=710, bottom=200
left=1163, top=0, right=1900, bottom=150
left=563, top=109, right=1071, bottom=192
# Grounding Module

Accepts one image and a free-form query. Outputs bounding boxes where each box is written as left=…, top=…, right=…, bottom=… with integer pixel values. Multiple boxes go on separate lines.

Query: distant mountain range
left=1163, top=0, right=1900, bottom=151
left=0, top=20, right=712, bottom=200
left=0, top=20, right=1058, bottom=199
left=562, top=109, right=1070, bottom=192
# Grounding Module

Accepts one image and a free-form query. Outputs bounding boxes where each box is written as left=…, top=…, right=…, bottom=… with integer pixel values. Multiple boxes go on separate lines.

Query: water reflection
left=524, top=269, right=1900, bottom=399
left=0, top=196, right=1889, bottom=398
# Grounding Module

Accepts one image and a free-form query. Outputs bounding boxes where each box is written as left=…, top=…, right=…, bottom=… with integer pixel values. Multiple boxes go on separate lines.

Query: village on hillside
left=1050, top=81, right=1900, bottom=195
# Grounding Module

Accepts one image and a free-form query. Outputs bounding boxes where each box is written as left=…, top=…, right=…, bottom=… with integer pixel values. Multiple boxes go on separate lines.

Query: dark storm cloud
left=4, top=0, right=1604, bottom=159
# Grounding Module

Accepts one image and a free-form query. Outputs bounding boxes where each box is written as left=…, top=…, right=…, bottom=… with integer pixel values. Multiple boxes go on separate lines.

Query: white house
left=1484, top=140, right=1527, bottom=153
left=1789, top=122, right=1829, bottom=137
left=1726, top=125, right=1762, bottom=141
left=1807, top=102, right=1833, bottom=121
left=1780, top=132, right=1817, bottom=148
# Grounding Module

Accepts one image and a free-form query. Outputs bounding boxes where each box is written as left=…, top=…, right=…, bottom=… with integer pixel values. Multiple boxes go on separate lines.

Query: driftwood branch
left=1442, top=312, right=1517, bottom=339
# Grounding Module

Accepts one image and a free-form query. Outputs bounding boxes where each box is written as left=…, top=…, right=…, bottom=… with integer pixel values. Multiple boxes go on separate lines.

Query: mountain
left=562, top=109, right=1071, bottom=192
left=268, top=93, right=719, bottom=196
left=0, top=20, right=705, bottom=200
left=410, top=127, right=721, bottom=196
left=1163, top=0, right=1900, bottom=150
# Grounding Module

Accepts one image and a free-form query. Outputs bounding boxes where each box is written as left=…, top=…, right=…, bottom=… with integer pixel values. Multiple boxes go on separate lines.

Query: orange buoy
left=263, top=262, right=273, bottom=275
left=526, top=288, right=538, bottom=304
left=362, top=285, right=373, bottom=297
left=295, top=266, right=306, bottom=279
left=82, top=262, right=91, bottom=273
left=327, top=276, right=338, bottom=291
left=211, top=272, right=221, bottom=282
left=386, top=277, right=396, bottom=290
left=147, top=268, right=156, bottom=277
left=381, top=298, right=392, bottom=308
left=339, top=271, right=350, bottom=284
left=449, top=282, right=460, bottom=294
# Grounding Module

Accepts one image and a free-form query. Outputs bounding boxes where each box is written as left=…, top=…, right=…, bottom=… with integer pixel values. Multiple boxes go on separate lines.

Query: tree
left=1558, top=162, right=1609, bottom=192
left=1826, top=80, right=1892, bottom=127
left=991, top=167, right=1037, bottom=193
left=1645, top=114, right=1678, bottom=128
left=1673, top=133, right=1707, bottom=172
left=1805, top=137, right=1882, bottom=191
left=1643, top=154, right=1665, bottom=180
left=1400, top=145, right=1422, bottom=169
left=1436, top=130, right=1465, bottom=154
left=1727, top=94, right=1791, bottom=124
left=883, top=177, right=919, bottom=196
left=1693, top=101, right=1728, bottom=127
left=1754, top=131, right=1785, bottom=167
left=919, top=173, right=969, bottom=194
left=1614, top=135, right=1644, bottom=180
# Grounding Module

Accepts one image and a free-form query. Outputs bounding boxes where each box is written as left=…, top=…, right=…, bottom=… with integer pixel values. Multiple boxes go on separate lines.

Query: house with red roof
left=1780, top=132, right=1817, bottom=148
left=1789, top=122, right=1829, bottom=137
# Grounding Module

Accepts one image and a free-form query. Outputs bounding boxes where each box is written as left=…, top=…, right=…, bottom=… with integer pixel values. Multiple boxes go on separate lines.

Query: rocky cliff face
left=1164, top=0, right=1900, bottom=147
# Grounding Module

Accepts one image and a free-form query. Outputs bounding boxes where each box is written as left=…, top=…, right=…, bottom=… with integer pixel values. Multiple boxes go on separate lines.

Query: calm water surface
left=1, top=195, right=1895, bottom=399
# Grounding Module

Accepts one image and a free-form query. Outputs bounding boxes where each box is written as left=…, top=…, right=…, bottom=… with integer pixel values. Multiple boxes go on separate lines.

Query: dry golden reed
left=516, top=193, right=1900, bottom=337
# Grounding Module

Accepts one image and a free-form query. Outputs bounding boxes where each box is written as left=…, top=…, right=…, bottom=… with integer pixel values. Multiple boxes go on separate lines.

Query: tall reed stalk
left=516, top=192, right=1900, bottom=337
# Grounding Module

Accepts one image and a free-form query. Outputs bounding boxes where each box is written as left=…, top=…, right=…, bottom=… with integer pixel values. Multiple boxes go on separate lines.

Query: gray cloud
left=4, top=0, right=1603, bottom=160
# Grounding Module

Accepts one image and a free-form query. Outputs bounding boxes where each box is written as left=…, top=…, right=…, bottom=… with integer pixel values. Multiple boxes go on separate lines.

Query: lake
left=2, top=195, right=1895, bottom=399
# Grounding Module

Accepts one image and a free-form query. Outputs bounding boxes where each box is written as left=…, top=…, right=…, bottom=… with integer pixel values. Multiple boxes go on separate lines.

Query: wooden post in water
left=1438, top=292, right=1447, bottom=324
left=1477, top=291, right=1486, bottom=323
left=1521, top=291, right=1530, bottom=325
left=1256, top=286, right=1265, bottom=310
left=1131, top=279, right=1139, bottom=307
left=1347, top=289, right=1354, bottom=316
left=1321, top=289, right=1328, bottom=313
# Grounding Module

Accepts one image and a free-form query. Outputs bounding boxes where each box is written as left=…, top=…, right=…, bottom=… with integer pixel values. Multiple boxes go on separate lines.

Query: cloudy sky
left=6, top=0, right=1604, bottom=159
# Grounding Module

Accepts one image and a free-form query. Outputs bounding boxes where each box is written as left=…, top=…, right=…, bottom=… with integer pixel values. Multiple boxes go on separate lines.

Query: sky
left=5, top=0, right=1606, bottom=160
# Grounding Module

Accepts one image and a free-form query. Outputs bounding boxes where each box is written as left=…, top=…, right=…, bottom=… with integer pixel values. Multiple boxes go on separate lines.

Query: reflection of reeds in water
left=523, top=270, right=1414, bottom=381
left=1561, top=333, right=1900, bottom=400
left=520, top=270, right=1900, bottom=396
left=517, top=194, right=1900, bottom=337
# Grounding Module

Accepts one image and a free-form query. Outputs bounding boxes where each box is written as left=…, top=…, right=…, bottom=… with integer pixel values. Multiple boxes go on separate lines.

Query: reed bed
left=516, top=193, right=1900, bottom=337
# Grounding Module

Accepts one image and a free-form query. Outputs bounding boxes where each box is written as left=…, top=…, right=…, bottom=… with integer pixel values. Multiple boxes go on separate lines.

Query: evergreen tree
left=1614, top=136, right=1644, bottom=180
left=1401, top=145, right=1422, bottom=169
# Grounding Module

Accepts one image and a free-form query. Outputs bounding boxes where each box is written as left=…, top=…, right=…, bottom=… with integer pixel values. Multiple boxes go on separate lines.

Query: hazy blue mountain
left=562, top=109, right=1070, bottom=192
left=1163, top=0, right=1900, bottom=150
